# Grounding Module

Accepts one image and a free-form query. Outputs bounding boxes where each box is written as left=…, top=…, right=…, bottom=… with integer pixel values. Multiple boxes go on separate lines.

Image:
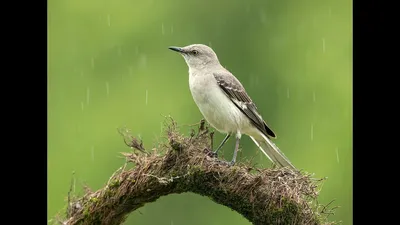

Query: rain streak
left=145, top=90, right=148, bottom=105
left=335, top=148, right=340, bottom=163
left=106, top=82, right=110, bottom=96
left=107, top=14, right=111, bottom=26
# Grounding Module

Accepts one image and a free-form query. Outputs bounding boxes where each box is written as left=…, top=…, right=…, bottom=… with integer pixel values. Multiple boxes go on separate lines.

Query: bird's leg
left=209, top=131, right=214, bottom=150
left=213, top=133, right=231, bottom=156
left=229, top=136, right=241, bottom=166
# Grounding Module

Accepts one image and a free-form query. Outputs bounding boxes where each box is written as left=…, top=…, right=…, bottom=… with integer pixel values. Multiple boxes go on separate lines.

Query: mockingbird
left=169, top=44, right=295, bottom=169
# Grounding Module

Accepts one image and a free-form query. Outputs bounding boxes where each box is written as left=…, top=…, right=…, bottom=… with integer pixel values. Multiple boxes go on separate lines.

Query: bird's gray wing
left=213, top=72, right=276, bottom=138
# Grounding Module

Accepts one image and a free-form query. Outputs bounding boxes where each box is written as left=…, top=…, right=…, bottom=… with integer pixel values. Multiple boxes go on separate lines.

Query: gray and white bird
left=169, top=44, right=295, bottom=169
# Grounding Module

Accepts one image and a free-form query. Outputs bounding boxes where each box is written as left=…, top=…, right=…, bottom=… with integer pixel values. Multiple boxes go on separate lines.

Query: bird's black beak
left=168, top=46, right=183, bottom=53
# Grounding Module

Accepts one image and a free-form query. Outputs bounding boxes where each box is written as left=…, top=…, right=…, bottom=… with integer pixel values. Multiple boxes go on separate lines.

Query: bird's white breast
left=188, top=70, right=251, bottom=134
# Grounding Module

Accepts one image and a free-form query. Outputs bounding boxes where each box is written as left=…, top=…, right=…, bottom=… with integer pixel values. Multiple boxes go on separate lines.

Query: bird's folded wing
left=213, top=72, right=275, bottom=138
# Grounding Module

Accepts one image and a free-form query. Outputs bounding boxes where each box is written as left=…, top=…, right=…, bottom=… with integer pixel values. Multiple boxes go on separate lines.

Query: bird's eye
left=192, top=50, right=198, bottom=55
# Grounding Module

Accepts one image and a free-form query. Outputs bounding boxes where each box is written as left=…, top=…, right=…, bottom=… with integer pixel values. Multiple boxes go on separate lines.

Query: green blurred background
left=48, top=0, right=352, bottom=224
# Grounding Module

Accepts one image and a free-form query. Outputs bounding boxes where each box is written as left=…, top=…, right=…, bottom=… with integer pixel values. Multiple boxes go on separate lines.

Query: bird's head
left=169, top=44, right=220, bottom=69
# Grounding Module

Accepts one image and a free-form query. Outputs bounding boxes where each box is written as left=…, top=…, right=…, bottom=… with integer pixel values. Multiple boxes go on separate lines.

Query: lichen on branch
left=58, top=117, right=336, bottom=225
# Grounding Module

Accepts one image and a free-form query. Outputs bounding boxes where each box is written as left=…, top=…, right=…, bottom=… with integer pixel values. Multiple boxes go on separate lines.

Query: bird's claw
left=204, top=148, right=218, bottom=158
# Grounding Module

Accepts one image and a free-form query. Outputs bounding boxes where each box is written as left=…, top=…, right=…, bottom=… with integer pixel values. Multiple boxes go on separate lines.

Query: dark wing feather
left=213, top=72, right=276, bottom=138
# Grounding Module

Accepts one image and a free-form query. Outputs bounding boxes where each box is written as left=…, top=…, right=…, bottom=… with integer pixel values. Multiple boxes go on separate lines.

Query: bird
left=168, top=44, right=295, bottom=169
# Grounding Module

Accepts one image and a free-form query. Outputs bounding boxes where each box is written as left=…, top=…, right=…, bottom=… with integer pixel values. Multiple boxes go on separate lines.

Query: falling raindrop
left=335, top=148, right=340, bottom=163
left=135, top=46, right=139, bottom=55
left=145, top=90, right=148, bottom=105
left=161, top=23, right=165, bottom=35
left=329, top=7, right=332, bottom=17
left=170, top=25, right=174, bottom=34
left=310, top=124, right=314, bottom=141
left=249, top=75, right=259, bottom=87
left=86, top=87, right=90, bottom=105
left=313, top=91, right=316, bottom=102
left=91, top=58, right=95, bottom=69
left=73, top=174, right=76, bottom=192
left=139, top=54, right=147, bottom=68
left=322, top=38, right=326, bottom=53
left=209, top=41, right=212, bottom=47
left=80, top=71, right=84, bottom=77
left=106, top=81, right=110, bottom=96
left=118, top=46, right=122, bottom=56
left=259, top=9, right=267, bottom=24
left=107, top=14, right=111, bottom=26
left=286, top=88, right=290, bottom=99
left=91, top=146, right=95, bottom=162
left=81, top=102, right=84, bottom=111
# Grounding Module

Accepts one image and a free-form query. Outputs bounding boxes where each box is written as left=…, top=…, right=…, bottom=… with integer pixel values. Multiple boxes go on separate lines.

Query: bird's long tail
left=249, top=135, right=296, bottom=170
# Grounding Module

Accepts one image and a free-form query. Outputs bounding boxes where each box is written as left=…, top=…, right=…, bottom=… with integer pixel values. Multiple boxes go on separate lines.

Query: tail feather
left=250, top=135, right=296, bottom=170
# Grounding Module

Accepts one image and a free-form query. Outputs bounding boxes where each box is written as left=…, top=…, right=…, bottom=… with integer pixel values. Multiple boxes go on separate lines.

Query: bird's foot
left=204, top=148, right=218, bottom=158
left=213, top=158, right=235, bottom=166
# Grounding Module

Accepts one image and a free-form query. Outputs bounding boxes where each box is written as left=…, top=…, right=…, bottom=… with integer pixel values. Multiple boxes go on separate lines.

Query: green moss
left=191, top=165, right=201, bottom=171
left=265, top=199, right=306, bottom=224
left=89, top=197, right=99, bottom=203
left=104, top=188, right=114, bottom=199
left=83, top=207, right=90, bottom=217
left=109, top=179, right=120, bottom=188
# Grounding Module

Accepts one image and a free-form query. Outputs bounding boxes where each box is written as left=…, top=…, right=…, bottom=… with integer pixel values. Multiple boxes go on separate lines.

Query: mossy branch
left=59, top=118, right=336, bottom=225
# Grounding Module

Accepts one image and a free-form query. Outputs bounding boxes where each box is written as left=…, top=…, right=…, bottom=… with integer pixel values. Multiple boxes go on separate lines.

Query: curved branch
left=61, top=118, right=334, bottom=225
